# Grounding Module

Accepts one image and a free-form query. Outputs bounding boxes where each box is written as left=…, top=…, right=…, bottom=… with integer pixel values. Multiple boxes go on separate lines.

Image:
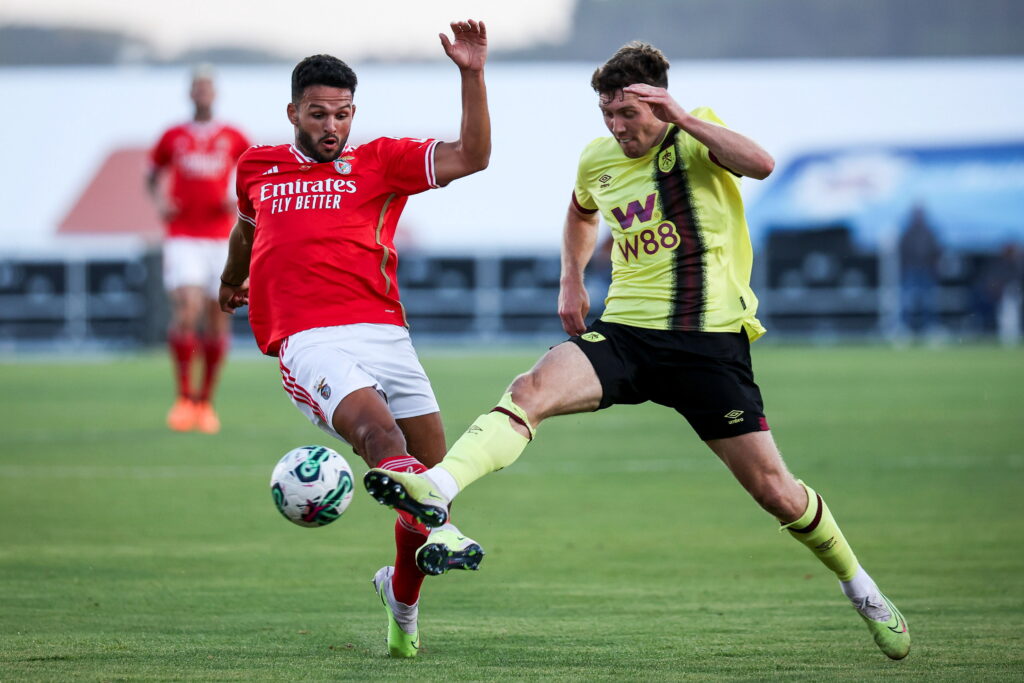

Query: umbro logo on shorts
left=581, top=332, right=606, bottom=342
left=725, top=409, right=744, bottom=424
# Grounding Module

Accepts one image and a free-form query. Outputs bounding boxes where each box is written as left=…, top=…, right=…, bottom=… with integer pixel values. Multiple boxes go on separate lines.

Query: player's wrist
left=559, top=275, right=586, bottom=290
left=672, top=110, right=696, bottom=129
left=220, top=275, right=245, bottom=288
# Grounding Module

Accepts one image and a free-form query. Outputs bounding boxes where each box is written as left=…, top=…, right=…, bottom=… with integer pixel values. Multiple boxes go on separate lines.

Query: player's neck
left=643, top=123, right=671, bottom=155
left=294, top=138, right=316, bottom=161
left=193, top=108, right=213, bottom=123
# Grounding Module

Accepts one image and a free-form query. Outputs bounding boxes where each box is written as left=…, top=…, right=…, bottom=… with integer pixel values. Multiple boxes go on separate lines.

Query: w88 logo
left=616, top=220, right=680, bottom=263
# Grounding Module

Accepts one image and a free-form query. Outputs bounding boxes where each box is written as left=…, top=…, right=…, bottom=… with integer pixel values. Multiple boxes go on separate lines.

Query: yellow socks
left=433, top=393, right=532, bottom=493
left=780, top=481, right=860, bottom=581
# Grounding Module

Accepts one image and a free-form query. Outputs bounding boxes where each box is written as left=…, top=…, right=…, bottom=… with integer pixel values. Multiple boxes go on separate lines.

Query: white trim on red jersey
left=289, top=144, right=314, bottom=163
left=424, top=139, right=441, bottom=188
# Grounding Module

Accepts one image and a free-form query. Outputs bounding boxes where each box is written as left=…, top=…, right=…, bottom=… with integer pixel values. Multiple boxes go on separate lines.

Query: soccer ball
left=270, top=445, right=355, bottom=527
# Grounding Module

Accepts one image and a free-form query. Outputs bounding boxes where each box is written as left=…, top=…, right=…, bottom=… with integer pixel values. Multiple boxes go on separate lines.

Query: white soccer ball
left=270, top=445, right=355, bottom=527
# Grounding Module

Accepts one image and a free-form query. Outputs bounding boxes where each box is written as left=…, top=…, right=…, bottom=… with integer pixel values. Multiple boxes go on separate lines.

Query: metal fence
left=0, top=244, right=1018, bottom=352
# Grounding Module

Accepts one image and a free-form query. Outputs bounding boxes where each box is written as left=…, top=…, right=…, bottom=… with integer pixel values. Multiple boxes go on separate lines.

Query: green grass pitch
left=2, top=345, right=1023, bottom=680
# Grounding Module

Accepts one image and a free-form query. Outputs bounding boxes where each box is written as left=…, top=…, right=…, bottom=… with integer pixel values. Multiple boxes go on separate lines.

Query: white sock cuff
left=381, top=572, right=419, bottom=634
left=840, top=565, right=876, bottom=601
left=424, top=466, right=460, bottom=503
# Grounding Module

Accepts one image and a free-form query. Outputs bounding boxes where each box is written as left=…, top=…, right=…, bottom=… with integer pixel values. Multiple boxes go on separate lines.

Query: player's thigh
left=199, top=238, right=229, bottom=299
left=164, top=238, right=209, bottom=292
left=649, top=332, right=768, bottom=441
left=278, top=332, right=383, bottom=445
left=707, top=430, right=788, bottom=483
left=356, top=324, right=440, bottom=422
left=330, top=386, right=407, bottom=462
left=342, top=326, right=444, bottom=464
left=396, top=412, right=447, bottom=467
left=165, top=237, right=227, bottom=296
left=514, top=342, right=602, bottom=421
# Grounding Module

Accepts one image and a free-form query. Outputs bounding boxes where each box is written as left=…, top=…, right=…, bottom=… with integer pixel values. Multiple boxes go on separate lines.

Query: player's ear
left=287, top=102, right=298, bottom=126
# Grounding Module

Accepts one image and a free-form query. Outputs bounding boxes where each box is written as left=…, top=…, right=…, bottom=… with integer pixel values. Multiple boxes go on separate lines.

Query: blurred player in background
left=365, top=42, right=911, bottom=661
left=147, top=66, right=251, bottom=434
left=219, top=20, right=490, bottom=658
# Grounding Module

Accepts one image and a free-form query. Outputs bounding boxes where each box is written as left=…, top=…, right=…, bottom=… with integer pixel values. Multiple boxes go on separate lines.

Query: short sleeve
left=231, top=128, right=252, bottom=161
left=683, top=107, right=741, bottom=177
left=150, top=129, right=175, bottom=169
left=374, top=137, right=441, bottom=195
left=235, top=150, right=256, bottom=225
left=572, top=145, right=600, bottom=214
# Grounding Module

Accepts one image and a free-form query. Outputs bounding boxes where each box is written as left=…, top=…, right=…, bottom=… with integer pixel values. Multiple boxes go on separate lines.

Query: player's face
left=191, top=78, right=216, bottom=109
left=288, top=86, right=356, bottom=163
left=599, top=90, right=665, bottom=158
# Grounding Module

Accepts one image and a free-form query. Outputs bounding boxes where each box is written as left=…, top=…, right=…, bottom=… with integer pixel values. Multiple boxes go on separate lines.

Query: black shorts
left=567, top=319, right=769, bottom=441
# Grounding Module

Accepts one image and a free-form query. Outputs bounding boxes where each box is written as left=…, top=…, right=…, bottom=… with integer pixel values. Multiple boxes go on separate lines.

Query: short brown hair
left=591, top=42, right=669, bottom=95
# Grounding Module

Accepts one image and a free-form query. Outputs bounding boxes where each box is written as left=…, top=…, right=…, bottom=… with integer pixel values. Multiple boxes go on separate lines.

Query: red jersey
left=236, top=138, right=440, bottom=356
left=150, top=121, right=250, bottom=239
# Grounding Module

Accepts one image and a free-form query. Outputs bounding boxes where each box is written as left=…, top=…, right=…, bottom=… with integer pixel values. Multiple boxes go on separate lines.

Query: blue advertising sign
left=747, top=142, right=1024, bottom=249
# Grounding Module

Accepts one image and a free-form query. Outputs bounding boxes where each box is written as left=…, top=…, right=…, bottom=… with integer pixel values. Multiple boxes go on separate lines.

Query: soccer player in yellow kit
left=365, top=42, right=910, bottom=660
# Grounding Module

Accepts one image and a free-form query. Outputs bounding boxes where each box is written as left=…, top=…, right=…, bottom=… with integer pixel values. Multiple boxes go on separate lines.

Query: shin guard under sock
left=780, top=480, right=860, bottom=581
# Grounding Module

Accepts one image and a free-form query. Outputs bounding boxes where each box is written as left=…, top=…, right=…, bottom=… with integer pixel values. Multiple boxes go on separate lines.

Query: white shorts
left=277, top=324, right=440, bottom=443
left=163, top=237, right=228, bottom=298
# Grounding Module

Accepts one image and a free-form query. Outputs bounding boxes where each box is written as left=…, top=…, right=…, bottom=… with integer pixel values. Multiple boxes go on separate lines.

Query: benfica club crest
left=334, top=158, right=353, bottom=175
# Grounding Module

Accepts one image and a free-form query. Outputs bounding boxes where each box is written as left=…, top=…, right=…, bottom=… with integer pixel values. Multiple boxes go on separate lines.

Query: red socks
left=168, top=331, right=197, bottom=399
left=169, top=333, right=229, bottom=403
left=199, top=334, right=229, bottom=403
left=379, top=455, right=430, bottom=605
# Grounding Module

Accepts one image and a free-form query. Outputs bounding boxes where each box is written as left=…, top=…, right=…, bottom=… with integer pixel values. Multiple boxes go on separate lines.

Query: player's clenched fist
left=219, top=280, right=249, bottom=314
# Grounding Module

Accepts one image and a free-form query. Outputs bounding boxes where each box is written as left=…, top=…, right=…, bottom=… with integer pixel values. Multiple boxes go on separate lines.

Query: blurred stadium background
left=1, top=0, right=1022, bottom=350
left=2, top=2, right=1024, bottom=679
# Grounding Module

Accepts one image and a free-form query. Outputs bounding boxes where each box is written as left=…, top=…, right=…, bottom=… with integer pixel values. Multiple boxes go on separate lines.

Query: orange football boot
left=194, top=401, right=221, bottom=434
left=167, top=398, right=197, bottom=432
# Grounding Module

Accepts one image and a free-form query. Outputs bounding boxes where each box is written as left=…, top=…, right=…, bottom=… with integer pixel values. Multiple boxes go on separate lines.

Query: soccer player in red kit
left=147, top=66, right=250, bottom=434
left=218, top=21, right=490, bottom=657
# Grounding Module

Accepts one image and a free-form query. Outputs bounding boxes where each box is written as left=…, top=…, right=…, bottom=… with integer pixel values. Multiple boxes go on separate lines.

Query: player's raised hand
left=624, top=83, right=688, bottom=124
left=440, top=19, right=487, bottom=72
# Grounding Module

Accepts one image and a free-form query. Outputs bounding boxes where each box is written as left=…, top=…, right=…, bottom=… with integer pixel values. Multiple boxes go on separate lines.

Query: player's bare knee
left=506, top=372, right=530, bottom=404
left=508, top=372, right=542, bottom=422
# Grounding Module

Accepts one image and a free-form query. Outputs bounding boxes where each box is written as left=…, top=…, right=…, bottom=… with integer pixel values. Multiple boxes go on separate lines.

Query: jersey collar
left=288, top=144, right=315, bottom=163
left=288, top=144, right=356, bottom=163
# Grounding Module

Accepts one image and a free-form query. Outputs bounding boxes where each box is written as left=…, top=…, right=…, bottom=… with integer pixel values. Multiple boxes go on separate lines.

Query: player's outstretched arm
left=219, top=218, right=254, bottom=314
left=624, top=83, right=774, bottom=179
left=559, top=200, right=601, bottom=336
left=144, top=168, right=176, bottom=220
left=433, top=19, right=491, bottom=186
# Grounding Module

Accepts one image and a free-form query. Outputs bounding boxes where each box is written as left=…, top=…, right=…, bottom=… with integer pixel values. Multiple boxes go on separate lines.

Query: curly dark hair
left=590, top=42, right=669, bottom=95
left=291, top=54, right=358, bottom=103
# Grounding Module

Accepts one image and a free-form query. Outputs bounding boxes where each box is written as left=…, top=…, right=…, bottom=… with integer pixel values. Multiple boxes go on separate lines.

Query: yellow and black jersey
left=573, top=107, right=766, bottom=340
